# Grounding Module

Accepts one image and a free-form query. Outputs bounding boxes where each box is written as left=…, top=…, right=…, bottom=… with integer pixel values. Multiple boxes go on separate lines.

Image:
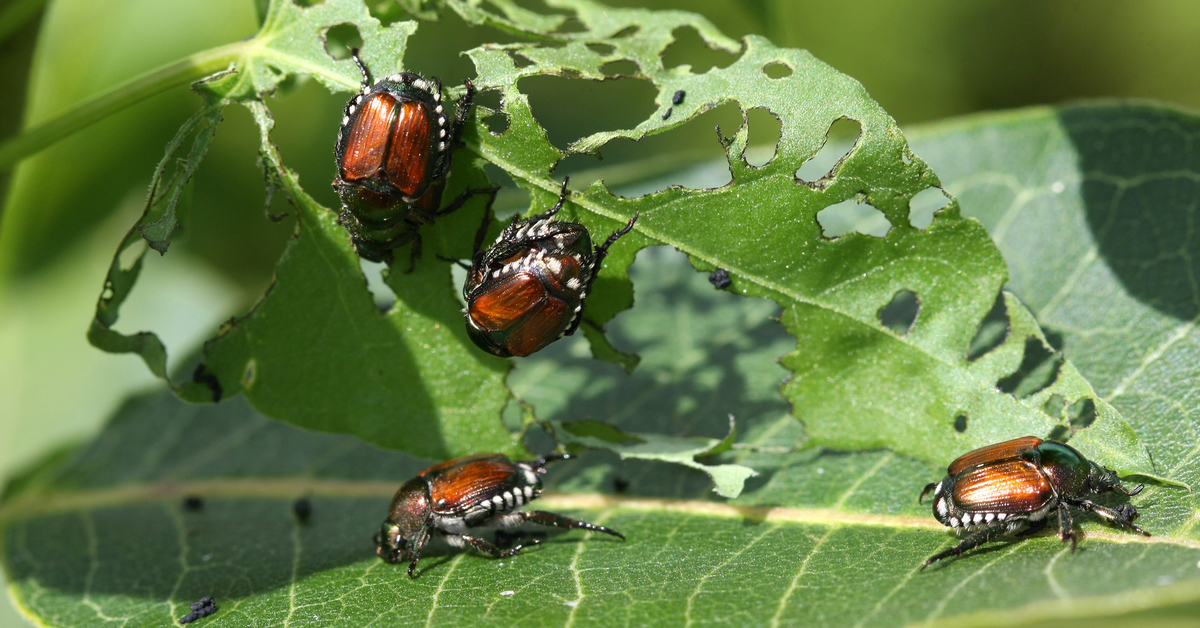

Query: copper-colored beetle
left=919, top=436, right=1148, bottom=568
left=376, top=453, right=624, bottom=577
left=333, top=51, right=492, bottom=263
left=462, top=178, right=637, bottom=357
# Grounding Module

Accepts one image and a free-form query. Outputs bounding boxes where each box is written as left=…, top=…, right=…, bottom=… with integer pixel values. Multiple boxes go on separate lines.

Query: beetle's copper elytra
left=462, top=178, right=637, bottom=357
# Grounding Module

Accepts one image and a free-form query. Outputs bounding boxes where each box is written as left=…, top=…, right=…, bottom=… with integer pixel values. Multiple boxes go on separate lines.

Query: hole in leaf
left=795, top=118, right=861, bottom=187
left=996, top=337, right=1064, bottom=399
left=1047, top=425, right=1070, bottom=442
left=967, top=292, right=1009, bottom=361
left=763, top=61, right=792, bottom=79
left=745, top=107, right=782, bottom=168
left=554, top=17, right=588, bottom=33
left=521, top=74, right=657, bottom=152
left=360, top=259, right=396, bottom=312
left=611, top=25, right=639, bottom=38
left=510, top=52, right=535, bottom=68
left=587, top=42, right=615, bottom=55
left=561, top=102, right=743, bottom=196
left=816, top=198, right=891, bottom=238
left=879, top=290, right=920, bottom=334
left=1066, top=397, right=1096, bottom=429
left=482, top=163, right=529, bottom=220
left=601, top=59, right=639, bottom=77
left=1044, top=393, right=1067, bottom=419
left=323, top=23, right=363, bottom=61
left=661, top=26, right=739, bottom=74
left=909, top=186, right=950, bottom=230
left=473, top=89, right=502, bottom=112
left=954, top=414, right=968, bottom=433
left=485, top=112, right=510, bottom=135
left=365, top=0, right=408, bottom=26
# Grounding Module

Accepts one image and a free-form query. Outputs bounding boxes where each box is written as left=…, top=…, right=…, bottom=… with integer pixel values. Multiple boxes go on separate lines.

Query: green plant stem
left=0, top=0, right=44, bottom=46
left=0, top=41, right=249, bottom=172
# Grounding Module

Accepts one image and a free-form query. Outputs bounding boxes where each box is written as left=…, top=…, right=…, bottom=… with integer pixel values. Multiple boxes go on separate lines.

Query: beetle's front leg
left=519, top=511, right=625, bottom=540
left=459, top=533, right=541, bottom=559
left=922, top=525, right=1008, bottom=569
left=1058, top=503, right=1079, bottom=550
left=1076, top=500, right=1151, bottom=537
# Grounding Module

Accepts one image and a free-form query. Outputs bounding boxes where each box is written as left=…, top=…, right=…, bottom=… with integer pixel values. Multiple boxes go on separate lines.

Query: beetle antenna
left=544, top=177, right=570, bottom=218
left=350, top=48, right=371, bottom=88
left=532, top=453, right=571, bottom=471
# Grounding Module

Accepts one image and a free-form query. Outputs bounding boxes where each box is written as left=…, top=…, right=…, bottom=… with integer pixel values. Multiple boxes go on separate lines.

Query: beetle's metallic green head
left=1088, top=462, right=1144, bottom=497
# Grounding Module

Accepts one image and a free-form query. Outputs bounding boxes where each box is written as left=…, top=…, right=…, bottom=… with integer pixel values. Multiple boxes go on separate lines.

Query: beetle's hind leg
left=458, top=533, right=541, bottom=559
left=921, top=524, right=1009, bottom=569
left=519, top=510, right=625, bottom=540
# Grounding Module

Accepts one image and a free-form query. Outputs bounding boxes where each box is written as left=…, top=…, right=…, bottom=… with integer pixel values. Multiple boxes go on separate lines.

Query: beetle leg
left=1057, top=503, right=1079, bottom=551
left=921, top=525, right=1007, bottom=569
left=1077, top=500, right=1151, bottom=537
left=1014, top=517, right=1048, bottom=537
left=435, top=185, right=500, bottom=219
left=406, top=529, right=430, bottom=579
left=519, top=510, right=626, bottom=540
left=459, top=533, right=541, bottom=559
left=349, top=48, right=371, bottom=90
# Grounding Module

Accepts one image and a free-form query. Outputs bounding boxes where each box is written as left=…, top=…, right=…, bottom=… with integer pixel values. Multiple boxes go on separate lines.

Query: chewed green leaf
left=460, top=3, right=1154, bottom=476
left=551, top=416, right=757, bottom=498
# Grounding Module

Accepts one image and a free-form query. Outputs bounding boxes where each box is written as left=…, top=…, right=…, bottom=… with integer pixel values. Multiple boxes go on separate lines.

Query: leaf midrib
left=1, top=481, right=1196, bottom=550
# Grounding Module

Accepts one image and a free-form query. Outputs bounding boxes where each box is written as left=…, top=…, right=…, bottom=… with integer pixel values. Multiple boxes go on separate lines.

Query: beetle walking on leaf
left=920, top=436, right=1149, bottom=568
left=376, top=453, right=625, bottom=577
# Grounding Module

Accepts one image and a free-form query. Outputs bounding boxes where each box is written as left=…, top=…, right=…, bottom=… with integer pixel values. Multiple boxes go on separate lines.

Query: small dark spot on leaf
left=293, top=498, right=312, bottom=523
left=612, top=477, right=630, bottom=492
left=879, top=290, right=920, bottom=334
left=763, top=61, right=792, bottom=79
left=709, top=268, right=731, bottom=289
left=954, top=414, right=968, bottom=433
left=322, top=23, right=362, bottom=61
left=967, top=293, right=1009, bottom=361
left=182, top=496, right=203, bottom=511
left=179, top=596, right=217, bottom=624
left=661, top=107, right=673, bottom=120
left=672, top=89, right=685, bottom=105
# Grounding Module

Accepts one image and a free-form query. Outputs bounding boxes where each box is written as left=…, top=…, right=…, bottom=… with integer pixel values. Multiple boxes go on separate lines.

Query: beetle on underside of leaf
left=920, top=436, right=1148, bottom=568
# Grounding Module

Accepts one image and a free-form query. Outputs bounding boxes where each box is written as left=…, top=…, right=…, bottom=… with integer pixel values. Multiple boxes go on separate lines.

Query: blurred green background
left=1, top=0, right=1198, bottom=624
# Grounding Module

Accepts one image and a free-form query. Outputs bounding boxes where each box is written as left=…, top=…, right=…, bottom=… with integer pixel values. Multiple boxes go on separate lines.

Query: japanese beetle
left=334, top=51, right=493, bottom=263
left=376, top=453, right=624, bottom=577
left=462, top=178, right=638, bottom=357
left=919, top=436, right=1148, bottom=568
